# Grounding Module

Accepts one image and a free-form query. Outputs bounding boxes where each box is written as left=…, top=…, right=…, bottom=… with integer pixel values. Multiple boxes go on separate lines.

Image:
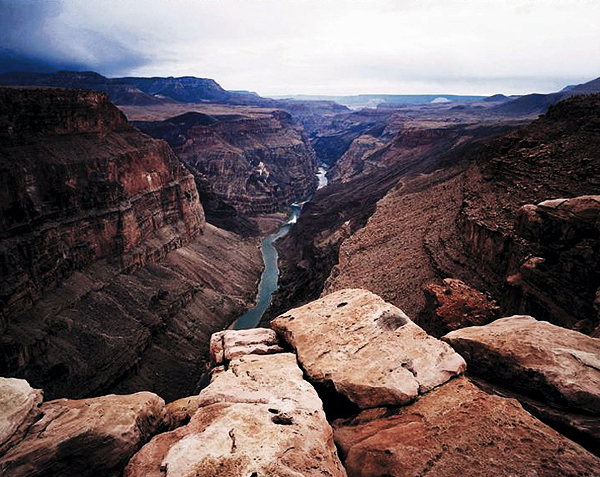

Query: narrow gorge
left=1, top=70, right=600, bottom=477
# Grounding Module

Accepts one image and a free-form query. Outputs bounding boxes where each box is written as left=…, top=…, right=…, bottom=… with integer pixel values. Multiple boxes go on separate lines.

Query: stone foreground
left=272, top=288, right=466, bottom=408
left=443, top=315, right=600, bottom=414
left=0, top=379, right=166, bottom=477
left=334, top=377, right=600, bottom=477
left=125, top=352, right=347, bottom=477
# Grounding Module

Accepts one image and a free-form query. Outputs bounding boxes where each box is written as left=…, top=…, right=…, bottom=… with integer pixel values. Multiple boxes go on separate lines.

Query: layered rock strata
left=271, top=289, right=466, bottom=408
left=209, top=328, right=283, bottom=367
left=125, top=340, right=346, bottom=477
left=135, top=109, right=317, bottom=233
left=0, top=88, right=262, bottom=401
left=0, top=87, right=203, bottom=322
left=0, top=377, right=166, bottom=477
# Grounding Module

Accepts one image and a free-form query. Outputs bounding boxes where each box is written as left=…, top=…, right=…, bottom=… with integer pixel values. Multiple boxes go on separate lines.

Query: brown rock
left=422, top=278, right=499, bottom=335
left=165, top=395, right=200, bottom=430
left=271, top=289, right=466, bottom=409
left=443, top=315, right=600, bottom=414
left=209, top=328, right=283, bottom=367
left=334, top=377, right=600, bottom=477
left=0, top=378, right=43, bottom=454
left=199, top=353, right=324, bottom=411
left=125, top=353, right=346, bottom=477
left=135, top=109, right=317, bottom=221
left=0, top=391, right=166, bottom=477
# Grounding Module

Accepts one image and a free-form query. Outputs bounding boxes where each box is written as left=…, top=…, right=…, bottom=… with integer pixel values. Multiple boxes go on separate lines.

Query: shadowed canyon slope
left=134, top=109, right=317, bottom=235
left=321, top=94, right=600, bottom=335
left=0, top=88, right=262, bottom=401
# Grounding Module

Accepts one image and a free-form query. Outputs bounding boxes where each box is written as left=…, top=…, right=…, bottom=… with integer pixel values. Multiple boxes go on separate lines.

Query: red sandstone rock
left=272, top=289, right=466, bottom=409
left=443, top=315, right=600, bottom=415
left=0, top=391, right=166, bottom=477
left=334, top=377, right=600, bottom=477
left=422, top=278, right=499, bottom=335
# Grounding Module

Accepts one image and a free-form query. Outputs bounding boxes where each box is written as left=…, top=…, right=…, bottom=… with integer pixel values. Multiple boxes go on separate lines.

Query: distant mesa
left=483, top=93, right=510, bottom=102
left=492, top=75, right=600, bottom=116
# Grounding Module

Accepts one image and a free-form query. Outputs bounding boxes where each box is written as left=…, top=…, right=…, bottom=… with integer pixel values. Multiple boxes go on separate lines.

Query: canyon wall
left=0, top=88, right=262, bottom=401
left=322, top=94, right=600, bottom=335
left=135, top=109, right=317, bottom=234
left=267, top=120, right=513, bottom=321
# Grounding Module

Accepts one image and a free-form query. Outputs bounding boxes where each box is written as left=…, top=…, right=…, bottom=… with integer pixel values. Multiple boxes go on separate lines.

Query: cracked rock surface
left=271, top=289, right=466, bottom=409
left=0, top=390, right=166, bottom=477
left=334, top=377, right=600, bottom=477
left=124, top=353, right=346, bottom=477
left=443, top=315, right=600, bottom=415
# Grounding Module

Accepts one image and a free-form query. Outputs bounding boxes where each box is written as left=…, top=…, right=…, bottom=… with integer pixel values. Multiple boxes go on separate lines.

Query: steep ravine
left=134, top=109, right=318, bottom=236
left=323, top=94, right=600, bottom=335
left=0, top=88, right=263, bottom=401
left=264, top=121, right=516, bottom=323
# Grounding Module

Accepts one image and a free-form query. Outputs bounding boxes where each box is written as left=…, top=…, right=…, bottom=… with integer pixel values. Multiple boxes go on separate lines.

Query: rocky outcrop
left=0, top=382, right=166, bottom=477
left=422, top=278, right=499, bottom=336
left=334, top=377, right=600, bottom=477
left=125, top=349, right=346, bottom=477
left=0, top=88, right=262, bottom=401
left=0, top=378, right=43, bottom=455
left=510, top=195, right=600, bottom=333
left=443, top=316, right=600, bottom=454
left=209, top=328, right=283, bottom=367
left=271, top=289, right=465, bottom=409
left=135, top=109, right=317, bottom=232
left=443, top=316, right=600, bottom=414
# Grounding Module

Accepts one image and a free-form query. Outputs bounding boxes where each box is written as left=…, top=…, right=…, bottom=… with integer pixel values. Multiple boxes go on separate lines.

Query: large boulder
left=422, top=278, right=500, bottom=335
left=0, top=378, right=43, bottom=455
left=125, top=353, right=346, bottom=477
left=334, top=377, right=600, bottom=477
left=0, top=391, right=166, bottom=477
left=271, top=289, right=466, bottom=409
left=442, top=315, right=600, bottom=414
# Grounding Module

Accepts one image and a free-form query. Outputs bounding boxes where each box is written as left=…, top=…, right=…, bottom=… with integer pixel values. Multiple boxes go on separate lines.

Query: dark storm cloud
left=0, top=0, right=149, bottom=75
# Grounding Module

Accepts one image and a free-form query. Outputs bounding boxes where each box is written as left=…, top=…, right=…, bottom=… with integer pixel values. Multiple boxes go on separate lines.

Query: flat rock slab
left=125, top=353, right=346, bottom=477
left=271, top=289, right=466, bottom=408
left=199, top=353, right=325, bottom=413
left=0, top=378, right=43, bottom=454
left=0, top=391, right=166, bottom=477
left=443, top=315, right=600, bottom=414
left=334, top=377, right=600, bottom=477
left=209, top=328, right=283, bottom=367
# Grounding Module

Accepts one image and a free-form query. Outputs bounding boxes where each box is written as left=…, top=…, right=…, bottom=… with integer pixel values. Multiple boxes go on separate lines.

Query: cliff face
left=136, top=109, right=317, bottom=233
left=0, top=88, right=204, bottom=320
left=323, top=94, right=600, bottom=334
left=267, top=122, right=513, bottom=321
left=0, top=88, right=262, bottom=401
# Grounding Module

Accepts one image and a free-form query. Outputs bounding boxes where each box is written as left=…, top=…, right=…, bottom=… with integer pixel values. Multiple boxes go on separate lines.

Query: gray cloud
left=1, top=0, right=599, bottom=95
left=0, top=0, right=149, bottom=75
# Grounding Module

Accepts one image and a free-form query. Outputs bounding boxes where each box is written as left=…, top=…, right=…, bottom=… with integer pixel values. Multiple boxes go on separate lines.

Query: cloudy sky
left=1, top=0, right=599, bottom=96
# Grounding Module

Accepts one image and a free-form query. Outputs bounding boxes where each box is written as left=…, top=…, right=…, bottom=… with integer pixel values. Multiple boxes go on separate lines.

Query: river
left=232, top=164, right=329, bottom=330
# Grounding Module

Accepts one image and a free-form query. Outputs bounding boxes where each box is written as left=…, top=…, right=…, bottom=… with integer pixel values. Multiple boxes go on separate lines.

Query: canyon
left=1, top=72, right=600, bottom=476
